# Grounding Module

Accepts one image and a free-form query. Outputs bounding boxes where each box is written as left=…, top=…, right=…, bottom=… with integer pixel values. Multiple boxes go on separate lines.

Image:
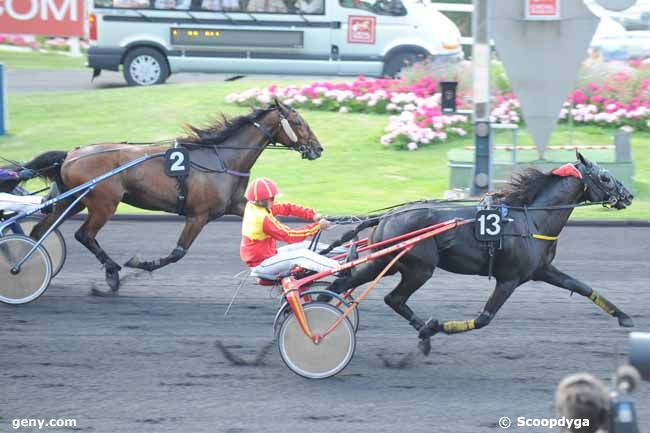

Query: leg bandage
left=589, top=290, right=617, bottom=316
left=442, top=320, right=476, bottom=334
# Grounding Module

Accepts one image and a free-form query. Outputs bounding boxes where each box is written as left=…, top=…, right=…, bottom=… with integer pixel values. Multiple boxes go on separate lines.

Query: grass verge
left=0, top=80, right=648, bottom=219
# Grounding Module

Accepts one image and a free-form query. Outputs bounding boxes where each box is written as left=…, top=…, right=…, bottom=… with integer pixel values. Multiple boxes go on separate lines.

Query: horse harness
left=169, top=115, right=293, bottom=215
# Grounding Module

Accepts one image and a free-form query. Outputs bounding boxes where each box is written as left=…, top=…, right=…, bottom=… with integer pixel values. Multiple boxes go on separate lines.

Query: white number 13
left=479, top=213, right=501, bottom=236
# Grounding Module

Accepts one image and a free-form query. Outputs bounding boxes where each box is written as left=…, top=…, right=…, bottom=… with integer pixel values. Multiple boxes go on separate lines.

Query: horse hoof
left=106, top=271, right=120, bottom=292
left=418, top=318, right=440, bottom=340
left=418, top=338, right=431, bottom=357
left=124, top=256, right=141, bottom=269
left=90, top=287, right=117, bottom=297
left=618, top=314, right=635, bottom=328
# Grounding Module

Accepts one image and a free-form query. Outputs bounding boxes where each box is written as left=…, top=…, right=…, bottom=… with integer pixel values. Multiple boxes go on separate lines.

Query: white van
left=88, top=0, right=462, bottom=85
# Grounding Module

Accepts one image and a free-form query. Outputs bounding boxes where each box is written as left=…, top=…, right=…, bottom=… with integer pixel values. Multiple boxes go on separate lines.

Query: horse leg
left=124, top=214, right=208, bottom=272
left=74, top=204, right=121, bottom=291
left=383, top=265, right=435, bottom=355
left=533, top=264, right=634, bottom=327
left=29, top=195, right=85, bottom=239
left=415, top=279, right=519, bottom=355
left=325, top=258, right=392, bottom=296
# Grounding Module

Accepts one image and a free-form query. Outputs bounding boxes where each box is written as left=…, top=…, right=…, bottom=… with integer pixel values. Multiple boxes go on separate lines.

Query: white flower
left=407, top=142, right=418, bottom=151
left=339, top=106, right=349, bottom=113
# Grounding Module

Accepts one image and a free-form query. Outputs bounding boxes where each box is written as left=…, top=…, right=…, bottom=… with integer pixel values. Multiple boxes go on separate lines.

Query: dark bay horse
left=25, top=102, right=322, bottom=292
left=329, top=153, right=635, bottom=355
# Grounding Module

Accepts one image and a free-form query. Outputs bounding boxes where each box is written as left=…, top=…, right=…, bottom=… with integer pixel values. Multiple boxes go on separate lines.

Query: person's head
left=555, top=373, right=610, bottom=433
left=246, top=178, right=279, bottom=209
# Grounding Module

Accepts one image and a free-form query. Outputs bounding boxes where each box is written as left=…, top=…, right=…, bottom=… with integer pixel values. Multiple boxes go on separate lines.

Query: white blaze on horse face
left=281, top=118, right=298, bottom=143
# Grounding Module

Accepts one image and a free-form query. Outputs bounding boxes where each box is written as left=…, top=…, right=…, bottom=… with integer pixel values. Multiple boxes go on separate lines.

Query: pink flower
left=591, top=95, right=604, bottom=104
left=12, top=36, right=25, bottom=46
left=571, top=90, right=587, bottom=105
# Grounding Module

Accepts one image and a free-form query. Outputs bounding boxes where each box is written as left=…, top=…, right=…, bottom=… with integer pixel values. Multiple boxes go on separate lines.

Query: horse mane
left=493, top=167, right=561, bottom=206
left=178, top=106, right=274, bottom=147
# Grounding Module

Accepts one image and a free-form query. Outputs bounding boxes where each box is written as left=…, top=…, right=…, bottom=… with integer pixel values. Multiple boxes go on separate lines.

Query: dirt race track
left=1, top=219, right=649, bottom=433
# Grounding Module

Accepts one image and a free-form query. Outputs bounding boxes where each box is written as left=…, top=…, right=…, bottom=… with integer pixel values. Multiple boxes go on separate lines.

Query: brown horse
left=27, top=102, right=323, bottom=292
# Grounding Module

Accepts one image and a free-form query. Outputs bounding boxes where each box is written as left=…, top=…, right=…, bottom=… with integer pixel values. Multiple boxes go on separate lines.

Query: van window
left=200, top=0, right=242, bottom=11
left=339, top=0, right=405, bottom=16
left=109, top=0, right=151, bottom=7
left=153, top=0, right=192, bottom=9
left=244, top=0, right=324, bottom=14
left=94, top=0, right=324, bottom=13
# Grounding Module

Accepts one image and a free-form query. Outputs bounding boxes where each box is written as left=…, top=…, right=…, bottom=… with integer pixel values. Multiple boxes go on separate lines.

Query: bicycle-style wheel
left=0, top=234, right=53, bottom=304
left=278, top=302, right=356, bottom=379
left=19, top=217, right=67, bottom=277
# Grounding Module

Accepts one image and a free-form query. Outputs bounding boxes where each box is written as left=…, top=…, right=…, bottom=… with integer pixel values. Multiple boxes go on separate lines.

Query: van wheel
left=123, top=48, right=169, bottom=86
left=383, top=51, right=427, bottom=78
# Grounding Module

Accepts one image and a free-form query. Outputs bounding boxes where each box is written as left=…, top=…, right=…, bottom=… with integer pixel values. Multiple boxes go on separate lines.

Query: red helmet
left=246, top=178, right=279, bottom=202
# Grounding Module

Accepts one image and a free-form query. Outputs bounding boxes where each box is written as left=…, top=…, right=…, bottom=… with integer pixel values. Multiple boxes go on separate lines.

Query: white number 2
left=170, top=151, right=186, bottom=172
left=479, top=213, right=501, bottom=236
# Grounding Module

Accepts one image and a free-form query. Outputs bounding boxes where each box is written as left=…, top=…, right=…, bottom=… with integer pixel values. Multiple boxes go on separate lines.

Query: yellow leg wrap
left=442, top=320, right=476, bottom=334
left=589, top=290, right=617, bottom=316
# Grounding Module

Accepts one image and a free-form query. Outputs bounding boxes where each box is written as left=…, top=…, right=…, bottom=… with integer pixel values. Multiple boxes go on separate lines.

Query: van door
left=330, top=0, right=410, bottom=76
left=171, top=0, right=337, bottom=75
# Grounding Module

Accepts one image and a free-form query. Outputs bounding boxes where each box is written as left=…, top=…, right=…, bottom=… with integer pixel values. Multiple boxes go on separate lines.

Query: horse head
left=273, top=99, right=323, bottom=160
left=575, top=151, right=633, bottom=209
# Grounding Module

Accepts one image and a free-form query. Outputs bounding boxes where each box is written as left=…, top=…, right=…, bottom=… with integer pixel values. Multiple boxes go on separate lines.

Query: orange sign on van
left=526, top=0, right=560, bottom=20
left=348, top=16, right=376, bottom=44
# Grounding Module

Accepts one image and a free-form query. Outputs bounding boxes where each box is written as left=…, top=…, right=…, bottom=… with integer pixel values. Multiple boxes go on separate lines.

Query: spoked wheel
left=0, top=234, right=53, bottom=304
left=273, top=283, right=359, bottom=336
left=303, top=281, right=359, bottom=332
left=278, top=302, right=356, bottom=379
left=18, top=217, right=67, bottom=277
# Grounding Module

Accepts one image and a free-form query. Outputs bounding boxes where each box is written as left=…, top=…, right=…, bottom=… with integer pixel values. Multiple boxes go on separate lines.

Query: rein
left=52, top=114, right=297, bottom=178
left=328, top=200, right=612, bottom=226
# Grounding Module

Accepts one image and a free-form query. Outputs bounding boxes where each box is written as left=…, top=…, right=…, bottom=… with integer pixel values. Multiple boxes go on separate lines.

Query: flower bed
left=0, top=34, right=39, bottom=50
left=226, top=59, right=650, bottom=150
left=0, top=35, right=90, bottom=52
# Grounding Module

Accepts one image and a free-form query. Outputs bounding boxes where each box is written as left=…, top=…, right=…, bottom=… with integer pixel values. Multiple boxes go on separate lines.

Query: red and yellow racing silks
left=240, top=202, right=320, bottom=267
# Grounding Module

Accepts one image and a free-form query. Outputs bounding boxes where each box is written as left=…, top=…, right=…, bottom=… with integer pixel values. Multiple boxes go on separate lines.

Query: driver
left=240, top=178, right=338, bottom=280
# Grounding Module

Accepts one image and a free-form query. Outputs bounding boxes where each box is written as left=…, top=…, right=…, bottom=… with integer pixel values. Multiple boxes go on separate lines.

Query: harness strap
left=252, top=121, right=277, bottom=145
left=176, top=175, right=188, bottom=216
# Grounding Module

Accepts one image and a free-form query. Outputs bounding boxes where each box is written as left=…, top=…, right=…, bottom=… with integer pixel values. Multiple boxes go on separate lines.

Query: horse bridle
left=575, top=162, right=621, bottom=207
left=250, top=107, right=315, bottom=159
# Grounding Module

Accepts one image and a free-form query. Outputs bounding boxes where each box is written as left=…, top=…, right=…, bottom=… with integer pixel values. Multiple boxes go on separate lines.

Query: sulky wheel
left=301, top=289, right=359, bottom=332
left=19, top=217, right=67, bottom=278
left=273, top=287, right=359, bottom=337
left=0, top=234, right=53, bottom=305
left=302, top=281, right=359, bottom=331
left=278, top=302, right=356, bottom=379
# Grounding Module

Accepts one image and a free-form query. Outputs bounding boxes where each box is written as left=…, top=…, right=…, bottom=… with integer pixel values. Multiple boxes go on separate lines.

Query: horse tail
left=23, top=150, right=68, bottom=189
left=320, top=216, right=383, bottom=255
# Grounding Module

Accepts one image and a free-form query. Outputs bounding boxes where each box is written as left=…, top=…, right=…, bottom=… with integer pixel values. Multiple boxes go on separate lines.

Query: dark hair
left=179, top=106, right=274, bottom=147
left=493, top=168, right=561, bottom=206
